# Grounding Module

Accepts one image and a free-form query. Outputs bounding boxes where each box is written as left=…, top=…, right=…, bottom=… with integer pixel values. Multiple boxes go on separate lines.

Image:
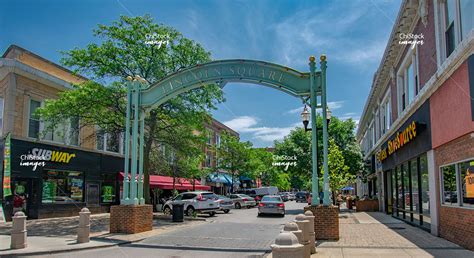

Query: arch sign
left=121, top=56, right=331, bottom=206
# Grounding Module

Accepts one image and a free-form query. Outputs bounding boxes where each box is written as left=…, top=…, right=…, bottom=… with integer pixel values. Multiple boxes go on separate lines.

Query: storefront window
left=441, top=165, right=458, bottom=205
left=101, top=174, right=116, bottom=203
left=403, top=163, right=410, bottom=211
left=42, top=171, right=84, bottom=203
left=410, top=159, right=419, bottom=215
left=458, top=160, right=474, bottom=207
left=396, top=166, right=403, bottom=213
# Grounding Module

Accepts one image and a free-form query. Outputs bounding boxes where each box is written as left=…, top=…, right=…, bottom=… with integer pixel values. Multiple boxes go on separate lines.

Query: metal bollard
left=295, top=214, right=311, bottom=258
left=271, top=232, right=305, bottom=258
left=304, top=210, right=316, bottom=254
left=281, top=222, right=303, bottom=245
left=11, top=211, right=27, bottom=249
left=77, top=208, right=91, bottom=243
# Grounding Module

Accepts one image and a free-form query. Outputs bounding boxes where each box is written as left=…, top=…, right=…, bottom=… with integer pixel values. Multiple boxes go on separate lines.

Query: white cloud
left=223, top=116, right=299, bottom=143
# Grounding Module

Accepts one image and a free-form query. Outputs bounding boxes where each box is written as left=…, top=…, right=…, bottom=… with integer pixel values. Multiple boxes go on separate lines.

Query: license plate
left=210, top=203, right=214, bottom=206
left=268, top=205, right=274, bottom=208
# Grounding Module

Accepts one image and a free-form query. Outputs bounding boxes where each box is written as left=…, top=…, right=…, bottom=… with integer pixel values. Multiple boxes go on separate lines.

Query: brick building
left=356, top=0, right=473, bottom=250
left=0, top=45, right=124, bottom=220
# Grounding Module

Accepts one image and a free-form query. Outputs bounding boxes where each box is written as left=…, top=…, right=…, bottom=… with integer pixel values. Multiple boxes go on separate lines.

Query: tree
left=215, top=132, right=252, bottom=193
left=323, top=139, right=353, bottom=204
left=36, top=15, right=224, bottom=204
left=273, top=115, right=363, bottom=190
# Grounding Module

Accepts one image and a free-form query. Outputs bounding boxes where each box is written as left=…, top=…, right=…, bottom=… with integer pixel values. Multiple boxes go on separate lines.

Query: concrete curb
left=153, top=214, right=208, bottom=221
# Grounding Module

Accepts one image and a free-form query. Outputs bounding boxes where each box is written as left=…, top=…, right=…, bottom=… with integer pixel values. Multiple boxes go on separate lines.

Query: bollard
left=271, top=232, right=305, bottom=258
left=295, top=214, right=311, bottom=258
left=11, top=211, right=27, bottom=249
left=77, top=207, right=91, bottom=243
left=304, top=210, right=316, bottom=254
left=281, top=222, right=304, bottom=245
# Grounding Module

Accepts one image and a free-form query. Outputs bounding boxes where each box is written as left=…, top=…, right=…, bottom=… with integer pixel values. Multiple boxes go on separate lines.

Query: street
left=31, top=201, right=307, bottom=258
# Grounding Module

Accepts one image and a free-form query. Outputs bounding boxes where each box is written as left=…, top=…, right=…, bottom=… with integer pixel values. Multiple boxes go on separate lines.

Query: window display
left=42, top=171, right=84, bottom=203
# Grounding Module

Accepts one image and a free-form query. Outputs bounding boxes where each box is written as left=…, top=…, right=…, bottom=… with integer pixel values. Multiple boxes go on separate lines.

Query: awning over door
left=119, top=172, right=210, bottom=191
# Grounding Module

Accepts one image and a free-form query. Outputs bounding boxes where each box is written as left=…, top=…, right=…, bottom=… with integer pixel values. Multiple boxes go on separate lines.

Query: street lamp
left=301, top=105, right=332, bottom=131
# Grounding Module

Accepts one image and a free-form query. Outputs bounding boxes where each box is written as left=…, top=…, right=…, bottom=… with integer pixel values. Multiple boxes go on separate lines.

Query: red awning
left=119, top=172, right=210, bottom=191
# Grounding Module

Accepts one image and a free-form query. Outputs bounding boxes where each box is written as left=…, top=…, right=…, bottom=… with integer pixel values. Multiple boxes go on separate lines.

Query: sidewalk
left=313, top=211, right=474, bottom=257
left=0, top=213, right=206, bottom=256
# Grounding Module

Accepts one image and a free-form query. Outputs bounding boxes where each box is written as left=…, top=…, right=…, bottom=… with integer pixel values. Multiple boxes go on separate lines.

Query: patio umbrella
left=341, top=186, right=355, bottom=191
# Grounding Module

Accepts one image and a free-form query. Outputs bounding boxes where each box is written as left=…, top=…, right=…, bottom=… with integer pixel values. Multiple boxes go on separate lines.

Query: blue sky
left=1, top=0, right=401, bottom=147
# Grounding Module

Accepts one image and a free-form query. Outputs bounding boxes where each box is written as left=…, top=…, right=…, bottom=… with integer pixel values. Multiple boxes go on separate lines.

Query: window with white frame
left=439, top=0, right=474, bottom=59
left=397, top=47, right=419, bottom=114
left=96, top=129, right=123, bottom=154
left=206, top=130, right=212, bottom=145
left=375, top=110, right=380, bottom=141
left=440, top=159, right=474, bottom=208
left=381, top=91, right=391, bottom=135
left=0, top=97, right=4, bottom=136
left=215, top=133, right=221, bottom=147
left=28, top=99, right=79, bottom=145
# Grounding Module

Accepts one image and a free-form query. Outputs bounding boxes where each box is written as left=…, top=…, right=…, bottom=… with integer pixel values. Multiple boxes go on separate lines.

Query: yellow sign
left=377, top=121, right=417, bottom=162
left=466, top=164, right=474, bottom=198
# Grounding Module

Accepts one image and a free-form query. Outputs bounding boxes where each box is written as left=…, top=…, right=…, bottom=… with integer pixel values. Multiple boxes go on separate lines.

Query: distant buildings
left=357, top=0, right=473, bottom=250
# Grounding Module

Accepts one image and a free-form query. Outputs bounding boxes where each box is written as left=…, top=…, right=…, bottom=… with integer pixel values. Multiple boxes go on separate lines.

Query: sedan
left=257, top=195, right=285, bottom=217
left=229, top=194, right=257, bottom=209
left=216, top=195, right=233, bottom=213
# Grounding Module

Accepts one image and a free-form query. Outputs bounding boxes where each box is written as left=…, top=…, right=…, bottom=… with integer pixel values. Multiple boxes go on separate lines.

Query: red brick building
left=357, top=0, right=473, bottom=250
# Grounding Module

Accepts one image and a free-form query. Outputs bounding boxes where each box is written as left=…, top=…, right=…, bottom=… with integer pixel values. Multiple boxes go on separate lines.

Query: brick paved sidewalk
left=0, top=213, right=206, bottom=256
left=313, top=211, right=474, bottom=258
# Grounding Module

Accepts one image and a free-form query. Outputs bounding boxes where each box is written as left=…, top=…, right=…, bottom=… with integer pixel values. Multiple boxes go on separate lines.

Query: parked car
left=216, top=195, right=233, bottom=213
left=162, top=191, right=220, bottom=217
left=229, top=194, right=256, bottom=209
left=295, top=191, right=307, bottom=203
left=288, top=192, right=296, bottom=201
left=258, top=195, right=285, bottom=217
left=279, top=192, right=289, bottom=202
left=237, top=187, right=279, bottom=203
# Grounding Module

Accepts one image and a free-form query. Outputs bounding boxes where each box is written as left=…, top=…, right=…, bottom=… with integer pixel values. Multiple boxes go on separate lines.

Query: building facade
left=0, top=45, right=125, bottom=220
left=357, top=0, right=473, bottom=250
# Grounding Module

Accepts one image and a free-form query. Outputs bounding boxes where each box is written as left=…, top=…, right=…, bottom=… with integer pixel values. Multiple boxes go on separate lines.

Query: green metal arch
left=140, top=59, right=318, bottom=109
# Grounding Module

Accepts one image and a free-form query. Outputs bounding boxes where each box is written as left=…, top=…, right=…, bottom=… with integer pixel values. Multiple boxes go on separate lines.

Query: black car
left=295, top=191, right=307, bottom=203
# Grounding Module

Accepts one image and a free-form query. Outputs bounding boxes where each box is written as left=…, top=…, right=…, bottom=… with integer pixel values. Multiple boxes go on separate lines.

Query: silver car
left=229, top=194, right=257, bottom=209
left=257, top=195, right=285, bottom=217
left=217, top=195, right=233, bottom=213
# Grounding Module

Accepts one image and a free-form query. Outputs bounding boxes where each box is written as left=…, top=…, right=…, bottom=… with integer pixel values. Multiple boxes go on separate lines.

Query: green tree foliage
left=274, top=115, right=362, bottom=190
left=36, top=15, right=224, bottom=203
left=215, top=132, right=252, bottom=192
left=323, top=139, right=353, bottom=201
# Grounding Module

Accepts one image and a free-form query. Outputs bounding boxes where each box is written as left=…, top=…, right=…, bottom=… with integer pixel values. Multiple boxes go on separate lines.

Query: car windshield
left=262, top=196, right=281, bottom=202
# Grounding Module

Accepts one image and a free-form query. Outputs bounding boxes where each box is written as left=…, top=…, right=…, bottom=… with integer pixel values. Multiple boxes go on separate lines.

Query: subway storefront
left=1, top=138, right=123, bottom=220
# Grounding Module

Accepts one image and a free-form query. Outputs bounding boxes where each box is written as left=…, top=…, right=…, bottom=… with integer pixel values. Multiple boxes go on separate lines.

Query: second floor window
left=96, top=129, right=123, bottom=154
left=28, top=100, right=41, bottom=138
left=397, top=48, right=419, bottom=114
left=0, top=97, right=4, bottom=136
left=441, top=0, right=473, bottom=59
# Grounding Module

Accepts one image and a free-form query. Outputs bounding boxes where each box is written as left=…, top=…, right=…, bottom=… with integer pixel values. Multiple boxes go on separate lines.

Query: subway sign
left=377, top=121, right=418, bottom=162
left=19, top=148, right=76, bottom=171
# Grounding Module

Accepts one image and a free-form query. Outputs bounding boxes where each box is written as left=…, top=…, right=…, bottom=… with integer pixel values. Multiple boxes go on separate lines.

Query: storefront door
left=385, top=170, right=393, bottom=214
left=86, top=183, right=100, bottom=207
left=11, top=178, right=40, bottom=219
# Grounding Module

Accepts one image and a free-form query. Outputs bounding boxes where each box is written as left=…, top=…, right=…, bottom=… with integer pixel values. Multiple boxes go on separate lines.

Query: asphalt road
left=39, top=201, right=307, bottom=258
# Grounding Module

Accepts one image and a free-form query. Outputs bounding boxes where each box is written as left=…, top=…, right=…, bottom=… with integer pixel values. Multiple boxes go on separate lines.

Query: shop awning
left=207, top=172, right=240, bottom=186
left=119, top=172, right=210, bottom=191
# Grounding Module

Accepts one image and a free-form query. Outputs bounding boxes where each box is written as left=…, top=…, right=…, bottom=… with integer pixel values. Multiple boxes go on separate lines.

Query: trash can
left=172, top=203, right=184, bottom=222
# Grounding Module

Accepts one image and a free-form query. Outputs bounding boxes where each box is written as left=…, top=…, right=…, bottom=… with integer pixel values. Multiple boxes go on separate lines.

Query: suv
left=163, top=191, right=220, bottom=217
left=295, top=191, right=308, bottom=203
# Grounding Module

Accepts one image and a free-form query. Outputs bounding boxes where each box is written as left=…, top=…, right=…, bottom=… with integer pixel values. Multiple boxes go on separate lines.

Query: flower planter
left=355, top=199, right=379, bottom=212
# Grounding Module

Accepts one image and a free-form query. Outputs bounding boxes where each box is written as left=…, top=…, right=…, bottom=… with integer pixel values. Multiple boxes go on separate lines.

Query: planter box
left=355, top=199, right=379, bottom=212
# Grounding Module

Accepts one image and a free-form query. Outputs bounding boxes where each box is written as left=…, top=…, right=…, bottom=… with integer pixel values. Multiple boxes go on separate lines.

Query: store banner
left=2, top=133, right=12, bottom=197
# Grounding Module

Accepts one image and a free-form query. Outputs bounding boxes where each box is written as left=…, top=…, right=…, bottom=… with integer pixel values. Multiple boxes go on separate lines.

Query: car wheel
left=163, top=206, right=172, bottom=215
left=257, top=213, right=261, bottom=217
left=224, top=209, right=230, bottom=214
left=209, top=212, right=216, bottom=217
left=186, top=206, right=195, bottom=216
left=280, top=214, right=285, bottom=217
left=235, top=202, right=241, bottom=209
left=247, top=205, right=252, bottom=209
